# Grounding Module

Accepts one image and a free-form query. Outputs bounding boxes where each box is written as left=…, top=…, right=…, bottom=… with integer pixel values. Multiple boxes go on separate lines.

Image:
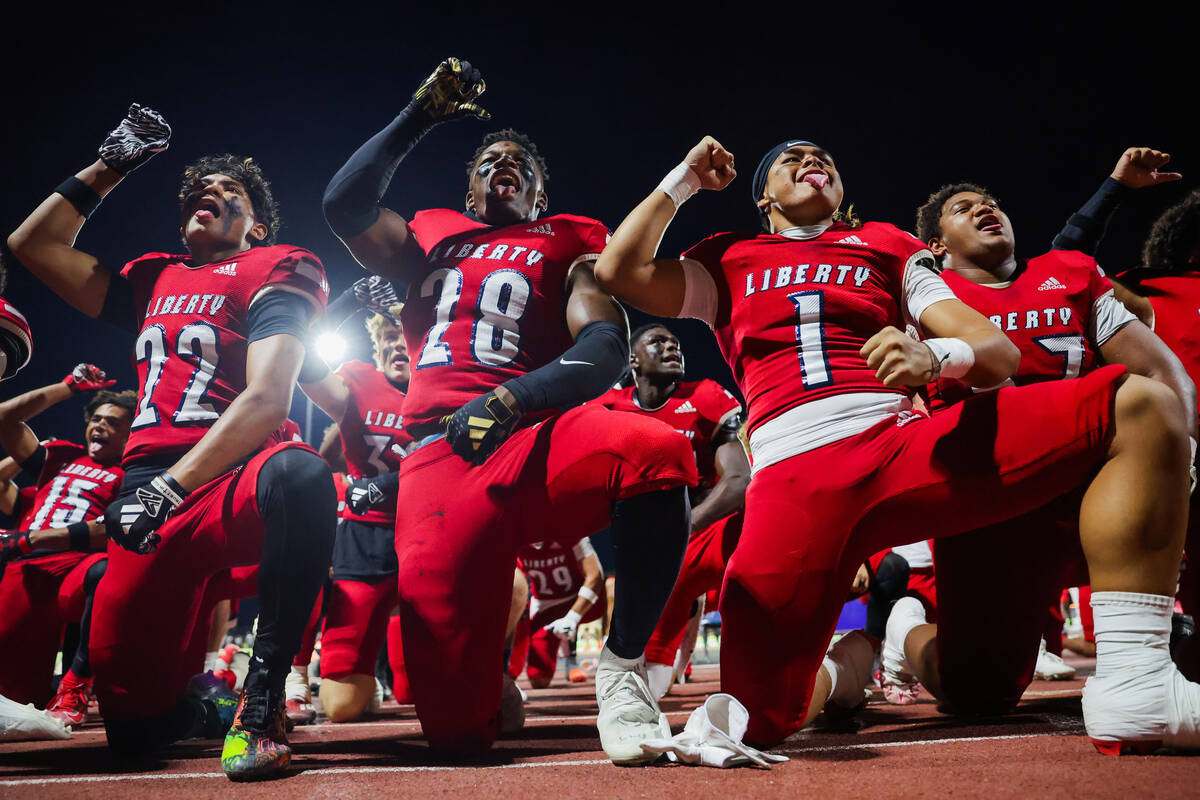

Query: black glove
left=0, top=530, right=33, bottom=564
left=105, top=472, right=190, bottom=554
left=412, top=58, right=490, bottom=122
left=445, top=390, right=521, bottom=464
left=351, top=276, right=402, bottom=322
left=98, top=103, right=172, bottom=174
left=346, top=471, right=400, bottom=515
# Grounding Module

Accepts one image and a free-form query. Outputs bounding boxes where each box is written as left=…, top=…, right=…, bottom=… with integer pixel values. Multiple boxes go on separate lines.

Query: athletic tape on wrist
left=656, top=162, right=702, bottom=209
left=67, top=521, right=91, bottom=551
left=924, top=337, right=975, bottom=380
left=577, top=585, right=599, bottom=605
left=55, top=177, right=103, bottom=219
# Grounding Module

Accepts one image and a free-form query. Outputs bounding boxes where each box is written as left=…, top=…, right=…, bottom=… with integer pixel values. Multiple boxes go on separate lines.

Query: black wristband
left=55, top=177, right=103, bottom=219
left=67, top=521, right=91, bottom=551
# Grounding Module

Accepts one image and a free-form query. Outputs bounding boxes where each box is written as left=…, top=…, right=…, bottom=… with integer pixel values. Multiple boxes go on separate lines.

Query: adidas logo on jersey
left=212, top=262, right=238, bottom=276
left=526, top=223, right=555, bottom=236
left=1037, top=276, right=1067, bottom=291
left=837, top=235, right=868, bottom=246
left=674, top=400, right=697, bottom=414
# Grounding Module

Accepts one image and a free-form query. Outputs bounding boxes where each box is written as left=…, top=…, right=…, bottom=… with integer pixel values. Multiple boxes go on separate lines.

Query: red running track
left=3, top=655, right=1200, bottom=799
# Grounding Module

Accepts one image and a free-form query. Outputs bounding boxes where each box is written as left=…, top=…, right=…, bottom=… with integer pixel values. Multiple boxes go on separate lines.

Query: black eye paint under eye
left=477, top=162, right=494, bottom=178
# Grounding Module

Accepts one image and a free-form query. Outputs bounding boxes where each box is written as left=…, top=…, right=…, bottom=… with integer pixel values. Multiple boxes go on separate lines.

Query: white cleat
left=1033, top=638, right=1076, bottom=681
left=500, top=673, right=526, bottom=734
left=0, top=693, right=71, bottom=741
left=595, top=647, right=663, bottom=765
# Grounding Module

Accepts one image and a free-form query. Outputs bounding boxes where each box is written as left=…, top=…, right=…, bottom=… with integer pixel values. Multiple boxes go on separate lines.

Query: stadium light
left=315, top=331, right=347, bottom=364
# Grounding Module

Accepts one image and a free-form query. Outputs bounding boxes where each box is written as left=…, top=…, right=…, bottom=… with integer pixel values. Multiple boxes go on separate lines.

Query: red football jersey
left=19, top=440, right=124, bottom=533
left=931, top=250, right=1121, bottom=409
left=1117, top=268, right=1200, bottom=425
left=120, top=245, right=329, bottom=463
left=682, top=222, right=929, bottom=435
left=596, top=379, right=741, bottom=489
left=335, top=360, right=412, bottom=525
left=517, top=540, right=587, bottom=602
left=400, top=210, right=610, bottom=431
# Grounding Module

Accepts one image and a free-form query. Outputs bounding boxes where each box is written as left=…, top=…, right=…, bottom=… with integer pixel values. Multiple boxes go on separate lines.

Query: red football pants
left=721, top=366, right=1122, bottom=746
left=0, top=551, right=105, bottom=706
left=645, top=512, right=742, bottom=666
left=394, top=404, right=695, bottom=751
left=320, top=577, right=395, bottom=680
left=90, top=442, right=312, bottom=719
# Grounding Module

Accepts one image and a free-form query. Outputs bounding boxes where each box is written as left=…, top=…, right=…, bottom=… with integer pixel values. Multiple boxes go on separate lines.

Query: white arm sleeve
left=902, top=249, right=958, bottom=331
left=1090, top=290, right=1138, bottom=346
left=678, top=257, right=719, bottom=328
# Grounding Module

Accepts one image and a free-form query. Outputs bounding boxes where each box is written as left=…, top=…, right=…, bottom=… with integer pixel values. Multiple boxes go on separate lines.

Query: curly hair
left=365, top=304, right=405, bottom=364
left=466, top=129, right=550, bottom=183
left=84, top=389, right=137, bottom=424
left=179, top=154, right=280, bottom=245
left=915, top=182, right=994, bottom=260
left=1142, top=188, right=1200, bottom=271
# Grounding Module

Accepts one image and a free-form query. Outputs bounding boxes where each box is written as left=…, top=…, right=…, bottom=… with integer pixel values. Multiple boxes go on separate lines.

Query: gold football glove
left=413, top=57, right=491, bottom=122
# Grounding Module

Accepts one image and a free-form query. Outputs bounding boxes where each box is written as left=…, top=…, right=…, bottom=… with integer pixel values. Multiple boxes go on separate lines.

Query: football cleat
left=283, top=669, right=316, bottom=725
left=221, top=673, right=290, bottom=781
left=595, top=647, right=663, bottom=765
left=1083, top=656, right=1200, bottom=755
left=0, top=694, right=71, bottom=741
left=1033, top=638, right=1076, bottom=681
left=185, top=672, right=239, bottom=738
left=568, top=667, right=588, bottom=683
left=45, top=675, right=92, bottom=727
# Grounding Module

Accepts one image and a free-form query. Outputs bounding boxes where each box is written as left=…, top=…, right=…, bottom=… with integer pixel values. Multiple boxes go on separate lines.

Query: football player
left=0, top=369, right=132, bottom=725
left=876, top=170, right=1194, bottom=725
left=594, top=135, right=1200, bottom=753
left=8, top=105, right=335, bottom=779
left=512, top=538, right=605, bottom=688
left=300, top=293, right=411, bottom=723
left=595, top=324, right=748, bottom=698
left=321, top=59, right=696, bottom=762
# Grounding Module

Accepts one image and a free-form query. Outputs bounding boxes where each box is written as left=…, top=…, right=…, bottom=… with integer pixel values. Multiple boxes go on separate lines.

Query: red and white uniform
left=393, top=209, right=695, bottom=750
left=679, top=223, right=1127, bottom=744
left=597, top=380, right=740, bottom=492
left=121, top=245, right=328, bottom=462
left=0, top=441, right=121, bottom=705
left=335, top=361, right=410, bottom=525
left=90, top=244, right=329, bottom=720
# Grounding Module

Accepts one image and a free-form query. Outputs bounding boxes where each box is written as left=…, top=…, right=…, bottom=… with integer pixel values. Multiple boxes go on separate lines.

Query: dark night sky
left=0, top=5, right=1191, bottom=445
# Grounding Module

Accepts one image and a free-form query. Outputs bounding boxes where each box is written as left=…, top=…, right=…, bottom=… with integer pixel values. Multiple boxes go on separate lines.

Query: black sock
left=606, top=487, right=690, bottom=660
left=69, top=558, right=107, bottom=679
left=865, top=552, right=911, bottom=640
left=250, top=448, right=336, bottom=692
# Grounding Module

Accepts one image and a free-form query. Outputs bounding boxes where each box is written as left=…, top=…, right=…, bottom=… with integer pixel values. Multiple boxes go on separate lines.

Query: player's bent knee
left=83, top=558, right=107, bottom=594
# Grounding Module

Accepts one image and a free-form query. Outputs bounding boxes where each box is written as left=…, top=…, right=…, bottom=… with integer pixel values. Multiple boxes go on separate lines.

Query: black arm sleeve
left=246, top=290, right=315, bottom=345
left=322, top=102, right=436, bottom=239
left=18, top=444, right=47, bottom=484
left=712, top=410, right=746, bottom=448
left=97, top=273, right=139, bottom=333
left=1052, top=177, right=1130, bottom=255
left=501, top=321, right=629, bottom=413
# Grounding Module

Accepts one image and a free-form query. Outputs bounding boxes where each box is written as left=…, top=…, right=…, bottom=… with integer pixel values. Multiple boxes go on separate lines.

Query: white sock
left=646, top=662, right=673, bottom=700
left=1091, top=591, right=1172, bottom=678
left=291, top=663, right=308, bottom=681
left=203, top=650, right=220, bottom=673
left=822, top=631, right=875, bottom=707
left=820, top=655, right=840, bottom=699
left=882, top=596, right=926, bottom=682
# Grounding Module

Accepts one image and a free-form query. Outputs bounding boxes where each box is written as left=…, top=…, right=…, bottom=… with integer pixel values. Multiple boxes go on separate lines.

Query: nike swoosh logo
left=559, top=359, right=594, bottom=366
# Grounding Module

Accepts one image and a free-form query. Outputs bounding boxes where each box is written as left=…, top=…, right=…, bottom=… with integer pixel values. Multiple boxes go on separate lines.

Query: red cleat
left=46, top=675, right=92, bottom=727
left=568, top=668, right=587, bottom=683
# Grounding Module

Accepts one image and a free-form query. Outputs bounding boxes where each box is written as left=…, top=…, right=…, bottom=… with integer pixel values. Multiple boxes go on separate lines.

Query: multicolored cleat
left=221, top=676, right=291, bottom=781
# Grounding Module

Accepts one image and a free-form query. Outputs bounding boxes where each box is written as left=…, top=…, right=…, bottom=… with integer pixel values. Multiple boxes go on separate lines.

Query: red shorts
left=320, top=576, right=396, bottom=679
left=90, top=442, right=313, bottom=719
left=907, top=568, right=937, bottom=618
left=721, top=365, right=1122, bottom=746
left=0, top=551, right=105, bottom=706
left=394, top=404, right=695, bottom=750
left=646, top=512, right=742, bottom=666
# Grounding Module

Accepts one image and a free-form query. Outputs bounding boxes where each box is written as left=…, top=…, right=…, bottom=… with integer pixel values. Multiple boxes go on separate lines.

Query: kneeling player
left=9, top=105, right=335, bottom=779
left=322, top=59, right=696, bottom=762
left=0, top=369, right=132, bottom=724
left=596, top=324, right=748, bottom=698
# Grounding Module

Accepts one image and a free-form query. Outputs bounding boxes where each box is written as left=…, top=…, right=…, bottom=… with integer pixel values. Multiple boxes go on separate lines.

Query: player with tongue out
left=594, top=134, right=1200, bottom=754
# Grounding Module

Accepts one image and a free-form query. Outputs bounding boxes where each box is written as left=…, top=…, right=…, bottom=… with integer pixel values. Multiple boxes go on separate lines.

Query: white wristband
left=656, top=162, right=702, bottom=209
left=561, top=609, right=583, bottom=627
left=924, top=337, right=975, bottom=380
left=577, top=585, right=600, bottom=605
